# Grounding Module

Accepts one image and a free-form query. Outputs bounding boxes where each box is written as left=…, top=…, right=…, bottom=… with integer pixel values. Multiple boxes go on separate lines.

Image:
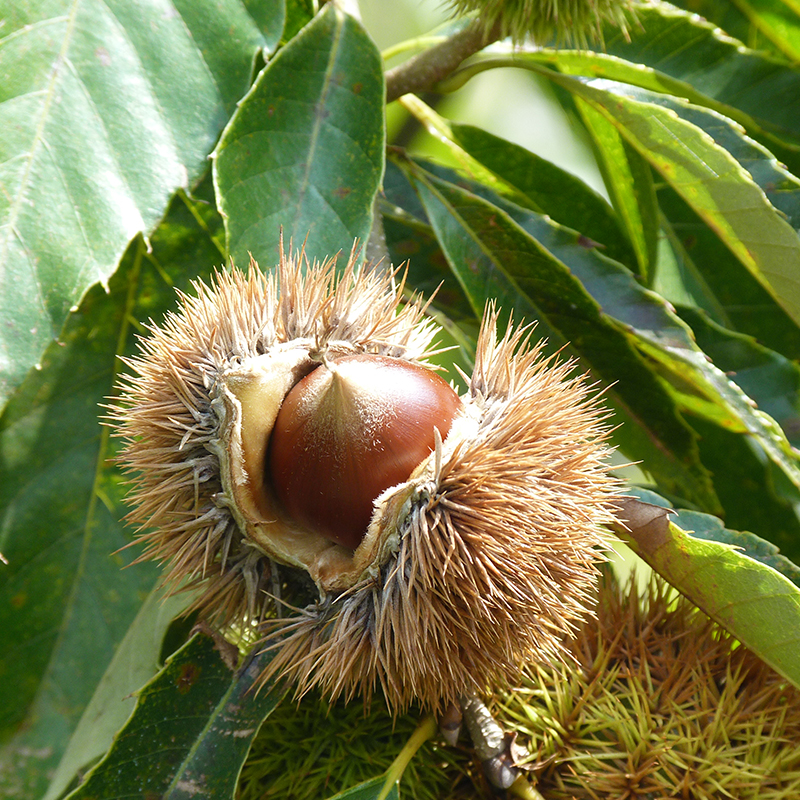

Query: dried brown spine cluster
left=502, top=573, right=800, bottom=799
left=111, top=243, right=619, bottom=713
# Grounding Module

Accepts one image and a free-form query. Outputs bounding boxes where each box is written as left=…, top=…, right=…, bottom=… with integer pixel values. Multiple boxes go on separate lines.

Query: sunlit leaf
left=544, top=75, right=800, bottom=328
left=214, top=4, right=385, bottom=269
left=658, top=185, right=800, bottom=357
left=0, top=0, right=280, bottom=409
left=610, top=83, right=800, bottom=233
left=572, top=102, right=659, bottom=282
left=671, top=0, right=800, bottom=64
left=617, top=491, right=800, bottom=690
left=533, top=2, right=800, bottom=160
left=399, top=95, right=658, bottom=292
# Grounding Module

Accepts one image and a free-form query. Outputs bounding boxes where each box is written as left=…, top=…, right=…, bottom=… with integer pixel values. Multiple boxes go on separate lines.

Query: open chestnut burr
left=111, top=242, right=619, bottom=713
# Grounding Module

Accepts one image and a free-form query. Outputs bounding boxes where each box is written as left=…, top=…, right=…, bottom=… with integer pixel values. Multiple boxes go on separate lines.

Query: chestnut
left=268, top=354, right=462, bottom=549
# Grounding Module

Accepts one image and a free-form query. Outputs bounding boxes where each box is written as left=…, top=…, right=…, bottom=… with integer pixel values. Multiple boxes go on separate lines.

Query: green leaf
left=398, top=156, right=719, bottom=511
left=381, top=161, right=478, bottom=360
left=0, top=0, right=277, bottom=409
left=412, top=153, right=800, bottom=517
left=446, top=123, right=639, bottom=271
left=565, top=2, right=800, bottom=156
left=0, top=252, right=159, bottom=800
left=43, top=589, right=194, bottom=800
left=658, top=185, right=800, bottom=357
left=670, top=0, right=800, bottom=66
left=686, top=416, right=800, bottom=564
left=464, top=153, right=800, bottom=539
left=452, top=5, right=800, bottom=175
left=243, top=0, right=287, bottom=51
left=669, top=504, right=800, bottom=590
left=381, top=209, right=478, bottom=376
left=547, top=75, right=800, bottom=328
left=573, top=102, right=659, bottom=282
left=326, top=776, right=399, bottom=800
left=0, top=176, right=226, bottom=800
left=627, top=312, right=800, bottom=504
left=67, top=634, right=284, bottom=800
left=283, top=0, right=317, bottom=43
left=609, top=82, right=800, bottom=235
left=214, top=4, right=386, bottom=269
left=616, top=492, right=800, bottom=690
left=678, top=306, right=800, bottom=448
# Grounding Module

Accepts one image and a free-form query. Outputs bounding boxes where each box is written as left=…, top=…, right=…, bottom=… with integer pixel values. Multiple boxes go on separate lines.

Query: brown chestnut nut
left=268, top=354, right=462, bottom=549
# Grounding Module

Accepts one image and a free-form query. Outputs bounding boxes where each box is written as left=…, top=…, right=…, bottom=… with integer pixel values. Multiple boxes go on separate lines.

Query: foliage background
left=2, top=0, right=800, bottom=797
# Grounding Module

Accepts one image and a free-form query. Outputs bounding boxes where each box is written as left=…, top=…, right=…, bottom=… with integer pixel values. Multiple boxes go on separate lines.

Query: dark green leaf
left=43, top=589, right=194, bottom=800
left=0, top=0, right=276, bottom=408
left=412, top=154, right=800, bottom=513
left=479, top=169, right=800, bottom=532
left=685, top=417, right=800, bottom=564
left=67, top=634, right=284, bottom=800
left=678, top=306, right=800, bottom=448
left=381, top=160, right=478, bottom=368
left=616, top=493, right=800, bottom=690
left=0, top=251, right=159, bottom=799
left=381, top=208, right=478, bottom=376
left=326, top=776, right=399, bottom=800
left=670, top=0, right=782, bottom=56
left=214, top=4, right=385, bottom=269
left=0, top=176, right=226, bottom=800
left=447, top=123, right=639, bottom=270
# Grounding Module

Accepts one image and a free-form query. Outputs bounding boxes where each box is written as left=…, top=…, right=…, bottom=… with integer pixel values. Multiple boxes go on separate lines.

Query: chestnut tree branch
left=385, top=20, right=499, bottom=103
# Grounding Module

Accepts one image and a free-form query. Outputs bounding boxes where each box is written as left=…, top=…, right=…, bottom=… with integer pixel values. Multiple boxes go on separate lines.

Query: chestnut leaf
left=0, top=0, right=283, bottom=410
left=512, top=2, right=800, bottom=173
left=615, top=490, right=800, bottom=691
left=213, top=3, right=386, bottom=270
left=65, top=633, right=284, bottom=800
left=0, top=175, right=225, bottom=800
left=399, top=156, right=720, bottom=513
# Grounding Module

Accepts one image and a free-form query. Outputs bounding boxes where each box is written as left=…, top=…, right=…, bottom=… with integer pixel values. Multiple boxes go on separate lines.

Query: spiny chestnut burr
left=110, top=242, right=620, bottom=714
left=268, top=354, right=462, bottom=550
left=446, top=0, right=634, bottom=46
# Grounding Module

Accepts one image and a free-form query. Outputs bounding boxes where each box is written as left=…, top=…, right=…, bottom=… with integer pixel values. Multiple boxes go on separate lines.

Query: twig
left=378, top=714, right=437, bottom=800
left=385, top=20, right=499, bottom=103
